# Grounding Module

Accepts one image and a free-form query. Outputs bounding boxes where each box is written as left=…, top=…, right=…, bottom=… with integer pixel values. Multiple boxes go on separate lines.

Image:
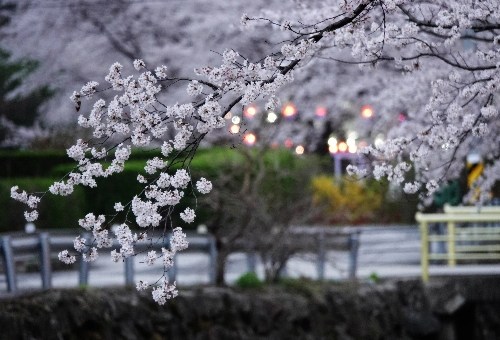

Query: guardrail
left=0, top=231, right=218, bottom=293
left=416, top=205, right=500, bottom=283
left=0, top=228, right=360, bottom=293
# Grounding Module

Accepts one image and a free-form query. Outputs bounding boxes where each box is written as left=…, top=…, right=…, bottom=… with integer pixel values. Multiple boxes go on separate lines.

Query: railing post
left=316, top=231, right=325, bottom=280
left=78, top=232, right=91, bottom=286
left=39, top=233, right=52, bottom=289
left=167, top=254, right=178, bottom=283
left=1, top=236, right=17, bottom=293
left=420, top=220, right=429, bottom=283
left=208, top=236, right=217, bottom=284
left=447, top=221, right=456, bottom=266
left=348, top=231, right=360, bottom=280
left=246, top=251, right=257, bottom=273
left=166, top=233, right=177, bottom=283
left=124, top=256, right=134, bottom=285
left=279, top=263, right=288, bottom=278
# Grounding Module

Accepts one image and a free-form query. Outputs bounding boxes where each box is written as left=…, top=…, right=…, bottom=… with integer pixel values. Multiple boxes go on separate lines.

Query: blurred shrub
left=311, top=175, right=384, bottom=224
left=234, top=272, right=264, bottom=289
left=311, top=175, right=418, bottom=224
left=278, top=277, right=319, bottom=296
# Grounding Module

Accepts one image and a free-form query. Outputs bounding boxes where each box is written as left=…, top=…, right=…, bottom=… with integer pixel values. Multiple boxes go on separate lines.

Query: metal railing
left=0, top=228, right=360, bottom=293
left=0, top=231, right=219, bottom=293
left=416, top=205, right=500, bottom=283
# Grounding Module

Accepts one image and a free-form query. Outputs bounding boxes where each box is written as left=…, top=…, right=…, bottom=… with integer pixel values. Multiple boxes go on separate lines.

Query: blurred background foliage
left=311, top=174, right=417, bottom=225
left=311, top=175, right=383, bottom=224
left=1, top=147, right=417, bottom=234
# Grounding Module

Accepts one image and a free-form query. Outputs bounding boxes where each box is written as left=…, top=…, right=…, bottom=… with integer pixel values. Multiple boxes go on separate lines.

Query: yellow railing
left=416, top=205, right=500, bottom=282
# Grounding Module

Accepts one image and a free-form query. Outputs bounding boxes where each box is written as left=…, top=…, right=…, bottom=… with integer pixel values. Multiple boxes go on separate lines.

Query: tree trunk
left=214, top=240, right=228, bottom=286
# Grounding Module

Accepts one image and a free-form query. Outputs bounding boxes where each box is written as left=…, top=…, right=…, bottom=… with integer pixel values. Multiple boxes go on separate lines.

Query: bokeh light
left=329, top=144, right=338, bottom=154
left=229, top=124, right=240, bottom=134
left=267, top=111, right=278, bottom=123
left=282, top=104, right=296, bottom=118
left=245, top=105, right=257, bottom=117
left=315, top=107, right=327, bottom=117
left=243, top=133, right=257, bottom=146
left=361, top=105, right=373, bottom=118
left=295, top=145, right=305, bottom=155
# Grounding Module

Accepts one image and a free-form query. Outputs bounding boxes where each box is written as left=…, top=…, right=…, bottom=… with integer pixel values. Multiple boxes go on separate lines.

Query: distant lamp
left=361, top=105, right=373, bottom=118
left=282, top=103, right=296, bottom=118
left=232, top=116, right=241, bottom=124
left=329, top=144, right=338, bottom=154
left=338, top=142, right=348, bottom=152
left=266, top=111, right=278, bottom=123
left=245, top=105, right=257, bottom=118
left=229, top=124, right=240, bottom=134
left=374, top=134, right=384, bottom=148
left=327, top=136, right=338, bottom=146
left=295, top=145, right=305, bottom=155
left=285, top=139, right=294, bottom=148
left=315, top=107, right=327, bottom=117
left=243, top=133, right=257, bottom=146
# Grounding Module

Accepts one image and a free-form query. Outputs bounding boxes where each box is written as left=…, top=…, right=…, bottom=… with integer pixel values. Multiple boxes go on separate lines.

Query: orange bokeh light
left=282, top=104, right=296, bottom=118
left=243, top=133, right=257, bottom=146
left=329, top=144, right=338, bottom=154
left=338, top=142, right=348, bottom=152
left=245, top=105, right=257, bottom=117
left=361, top=105, right=373, bottom=118
left=316, top=107, right=327, bottom=117
left=229, top=124, right=240, bottom=134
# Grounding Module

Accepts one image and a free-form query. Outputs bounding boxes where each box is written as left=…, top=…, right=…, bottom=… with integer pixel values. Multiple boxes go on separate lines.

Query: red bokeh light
left=316, top=107, right=327, bottom=117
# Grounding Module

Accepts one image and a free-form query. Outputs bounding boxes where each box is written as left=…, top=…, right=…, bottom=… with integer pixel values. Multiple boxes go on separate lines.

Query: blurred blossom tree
left=10, top=0, right=500, bottom=303
left=0, top=49, right=54, bottom=148
left=0, top=1, right=53, bottom=148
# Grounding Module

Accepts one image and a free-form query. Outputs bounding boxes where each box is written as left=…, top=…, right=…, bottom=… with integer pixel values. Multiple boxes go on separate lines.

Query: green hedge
left=47, top=147, right=250, bottom=230
left=0, top=149, right=166, bottom=178
left=0, top=178, right=87, bottom=233
left=3, top=147, right=327, bottom=232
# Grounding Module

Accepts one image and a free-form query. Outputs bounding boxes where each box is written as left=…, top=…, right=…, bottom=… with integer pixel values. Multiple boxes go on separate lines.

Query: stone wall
left=0, top=278, right=499, bottom=340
